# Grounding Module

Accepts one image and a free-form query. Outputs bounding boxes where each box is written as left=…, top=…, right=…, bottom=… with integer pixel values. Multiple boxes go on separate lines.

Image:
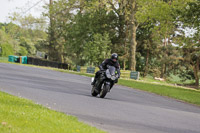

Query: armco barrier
left=8, top=55, right=20, bottom=63
left=74, top=65, right=140, bottom=80
left=20, top=56, right=28, bottom=64
left=27, top=57, right=68, bottom=69
left=130, top=71, right=140, bottom=80
left=8, top=55, right=15, bottom=62
left=86, top=67, right=95, bottom=74
left=77, top=65, right=81, bottom=72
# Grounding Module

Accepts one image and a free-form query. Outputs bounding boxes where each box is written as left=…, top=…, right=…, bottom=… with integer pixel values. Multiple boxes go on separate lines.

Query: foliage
left=173, top=0, right=200, bottom=86
left=0, top=43, right=14, bottom=57
left=19, top=37, right=36, bottom=55
left=46, top=1, right=118, bottom=65
left=84, top=33, right=111, bottom=65
left=0, top=13, right=47, bottom=57
left=18, top=46, right=28, bottom=56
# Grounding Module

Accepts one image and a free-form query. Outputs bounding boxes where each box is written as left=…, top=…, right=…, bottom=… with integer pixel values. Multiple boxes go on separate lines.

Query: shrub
left=0, top=43, right=14, bottom=57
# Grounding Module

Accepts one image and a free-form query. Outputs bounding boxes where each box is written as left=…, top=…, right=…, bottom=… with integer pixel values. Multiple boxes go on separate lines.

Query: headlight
left=116, top=74, right=119, bottom=78
left=106, top=69, right=111, bottom=78
left=111, top=76, right=116, bottom=80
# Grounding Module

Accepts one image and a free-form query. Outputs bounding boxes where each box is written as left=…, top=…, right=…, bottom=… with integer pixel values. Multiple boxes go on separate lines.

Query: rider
left=91, top=53, right=121, bottom=86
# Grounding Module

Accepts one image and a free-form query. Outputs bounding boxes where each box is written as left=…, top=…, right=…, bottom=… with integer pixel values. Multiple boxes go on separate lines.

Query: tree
left=45, top=0, right=118, bottom=65
left=175, top=0, right=200, bottom=87
left=84, top=33, right=111, bottom=65
left=0, top=28, right=16, bottom=56
left=8, top=13, right=47, bottom=56
left=0, top=43, right=14, bottom=57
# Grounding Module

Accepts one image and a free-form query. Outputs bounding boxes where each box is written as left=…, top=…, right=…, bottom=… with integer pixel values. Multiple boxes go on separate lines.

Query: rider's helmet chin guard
left=111, top=53, right=118, bottom=62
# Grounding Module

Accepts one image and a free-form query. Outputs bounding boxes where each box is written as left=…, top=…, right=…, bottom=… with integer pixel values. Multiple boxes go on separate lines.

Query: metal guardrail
left=2, top=56, right=69, bottom=70
left=77, top=66, right=96, bottom=74
left=86, top=67, right=95, bottom=73
left=27, top=57, right=68, bottom=69
left=76, top=66, right=140, bottom=79
left=130, top=71, right=140, bottom=80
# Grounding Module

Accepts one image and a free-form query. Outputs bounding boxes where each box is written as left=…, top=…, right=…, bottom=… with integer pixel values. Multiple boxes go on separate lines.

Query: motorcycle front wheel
left=91, top=86, right=98, bottom=96
left=99, top=84, right=110, bottom=98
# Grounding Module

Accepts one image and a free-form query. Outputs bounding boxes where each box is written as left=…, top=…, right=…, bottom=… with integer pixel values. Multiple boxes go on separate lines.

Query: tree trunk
left=49, top=0, right=55, bottom=61
left=129, top=0, right=137, bottom=71
left=58, top=43, right=64, bottom=63
left=161, top=36, right=167, bottom=78
left=161, top=63, right=166, bottom=78
left=193, top=59, right=199, bottom=88
left=123, top=60, right=126, bottom=70
left=129, top=25, right=137, bottom=71
left=144, top=49, right=149, bottom=77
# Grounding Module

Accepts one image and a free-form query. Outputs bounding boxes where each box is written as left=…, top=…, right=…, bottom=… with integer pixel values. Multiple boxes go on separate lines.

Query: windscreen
left=109, top=66, right=116, bottom=76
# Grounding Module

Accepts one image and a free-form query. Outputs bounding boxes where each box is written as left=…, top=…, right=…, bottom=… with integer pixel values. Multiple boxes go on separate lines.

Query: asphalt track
left=0, top=63, right=200, bottom=133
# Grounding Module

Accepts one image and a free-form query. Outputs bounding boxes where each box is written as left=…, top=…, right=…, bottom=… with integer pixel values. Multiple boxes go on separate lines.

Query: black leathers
left=93, top=59, right=120, bottom=81
left=99, top=59, right=120, bottom=77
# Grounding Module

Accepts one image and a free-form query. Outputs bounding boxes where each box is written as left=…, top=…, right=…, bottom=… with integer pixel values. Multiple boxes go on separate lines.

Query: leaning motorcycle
left=91, top=66, right=119, bottom=98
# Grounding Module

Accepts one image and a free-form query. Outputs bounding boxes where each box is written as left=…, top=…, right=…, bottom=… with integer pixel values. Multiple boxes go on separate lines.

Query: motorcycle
left=91, top=66, right=119, bottom=98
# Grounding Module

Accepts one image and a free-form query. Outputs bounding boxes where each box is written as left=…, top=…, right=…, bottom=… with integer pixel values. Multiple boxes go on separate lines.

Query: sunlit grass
left=0, top=91, right=106, bottom=133
left=118, top=79, right=200, bottom=106
left=0, top=57, right=9, bottom=63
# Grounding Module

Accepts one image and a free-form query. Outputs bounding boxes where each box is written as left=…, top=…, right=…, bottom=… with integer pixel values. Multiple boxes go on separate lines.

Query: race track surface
left=0, top=63, right=200, bottom=133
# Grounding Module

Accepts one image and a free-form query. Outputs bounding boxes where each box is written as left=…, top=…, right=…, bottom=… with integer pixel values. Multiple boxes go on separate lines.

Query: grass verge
left=0, top=57, right=9, bottom=63
left=118, top=79, right=200, bottom=106
left=0, top=91, right=106, bottom=133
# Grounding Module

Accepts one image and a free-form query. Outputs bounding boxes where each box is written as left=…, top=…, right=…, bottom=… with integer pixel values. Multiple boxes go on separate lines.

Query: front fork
left=95, top=75, right=114, bottom=93
left=104, top=80, right=115, bottom=92
left=94, top=78, right=104, bottom=93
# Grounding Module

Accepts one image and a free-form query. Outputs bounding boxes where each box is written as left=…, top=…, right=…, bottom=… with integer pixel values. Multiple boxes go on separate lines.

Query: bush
left=18, top=46, right=28, bottom=56
left=0, top=43, right=14, bottom=57
left=150, top=68, right=161, bottom=77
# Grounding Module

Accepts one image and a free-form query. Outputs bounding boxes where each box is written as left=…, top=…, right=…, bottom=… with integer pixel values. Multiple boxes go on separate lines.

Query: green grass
left=139, top=75, right=166, bottom=84
left=118, top=79, right=200, bottom=106
left=0, top=91, right=106, bottom=133
left=0, top=57, right=9, bottom=63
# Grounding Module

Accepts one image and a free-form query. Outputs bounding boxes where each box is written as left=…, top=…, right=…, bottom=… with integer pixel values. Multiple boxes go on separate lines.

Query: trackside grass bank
left=0, top=57, right=9, bottom=63
left=0, top=91, right=106, bottom=133
left=118, top=79, right=200, bottom=106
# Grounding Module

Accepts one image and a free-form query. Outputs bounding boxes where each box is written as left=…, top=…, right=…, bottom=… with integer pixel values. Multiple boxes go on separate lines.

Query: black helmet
left=111, top=53, right=118, bottom=61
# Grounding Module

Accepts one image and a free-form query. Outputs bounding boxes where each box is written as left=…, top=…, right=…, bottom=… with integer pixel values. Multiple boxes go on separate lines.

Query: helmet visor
left=112, top=58, right=117, bottom=62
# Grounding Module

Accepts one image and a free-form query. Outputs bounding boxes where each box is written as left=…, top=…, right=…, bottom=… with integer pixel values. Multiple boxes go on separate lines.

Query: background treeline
left=0, top=0, right=200, bottom=88
left=0, top=14, right=47, bottom=57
